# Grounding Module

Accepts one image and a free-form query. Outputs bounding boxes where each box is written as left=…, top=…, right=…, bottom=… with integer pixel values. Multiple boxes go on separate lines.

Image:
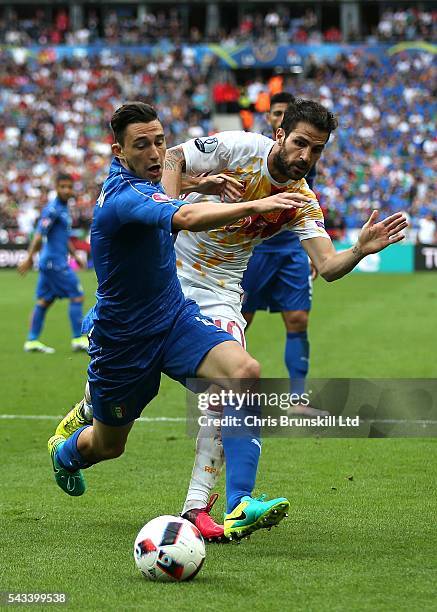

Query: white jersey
left=175, top=131, right=329, bottom=304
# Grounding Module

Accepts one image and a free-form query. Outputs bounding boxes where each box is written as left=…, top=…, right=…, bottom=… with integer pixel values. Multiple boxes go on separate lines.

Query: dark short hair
left=111, top=102, right=159, bottom=145
left=56, top=173, right=73, bottom=184
left=270, top=92, right=295, bottom=108
left=281, top=98, right=338, bottom=137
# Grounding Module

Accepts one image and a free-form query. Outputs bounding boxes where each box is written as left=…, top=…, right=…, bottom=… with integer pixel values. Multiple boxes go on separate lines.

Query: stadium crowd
left=0, top=45, right=435, bottom=243
left=0, top=6, right=435, bottom=45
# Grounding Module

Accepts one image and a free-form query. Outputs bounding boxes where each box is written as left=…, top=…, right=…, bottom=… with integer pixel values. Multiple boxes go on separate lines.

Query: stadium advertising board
left=414, top=244, right=437, bottom=271
left=333, top=242, right=414, bottom=273
left=4, top=42, right=435, bottom=69
left=0, top=244, right=29, bottom=268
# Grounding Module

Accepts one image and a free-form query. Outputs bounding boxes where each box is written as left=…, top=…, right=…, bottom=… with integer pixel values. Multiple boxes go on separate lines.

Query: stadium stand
left=0, top=6, right=435, bottom=243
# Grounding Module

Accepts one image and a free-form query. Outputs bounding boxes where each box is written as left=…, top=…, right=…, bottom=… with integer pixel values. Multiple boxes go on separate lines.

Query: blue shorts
left=242, top=249, right=311, bottom=313
left=87, top=299, right=235, bottom=426
left=36, top=266, right=83, bottom=302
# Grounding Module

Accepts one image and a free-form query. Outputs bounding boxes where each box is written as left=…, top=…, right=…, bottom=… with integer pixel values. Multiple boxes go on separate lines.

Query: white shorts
left=179, top=280, right=247, bottom=348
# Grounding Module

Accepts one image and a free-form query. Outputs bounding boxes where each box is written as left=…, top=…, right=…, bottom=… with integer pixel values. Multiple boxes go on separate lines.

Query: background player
left=48, top=102, right=311, bottom=541
left=162, top=98, right=408, bottom=538
left=242, top=92, right=320, bottom=408
left=18, top=173, right=88, bottom=354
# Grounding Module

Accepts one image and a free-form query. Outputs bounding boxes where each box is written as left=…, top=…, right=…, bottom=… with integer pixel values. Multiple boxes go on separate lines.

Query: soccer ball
left=134, top=515, right=205, bottom=582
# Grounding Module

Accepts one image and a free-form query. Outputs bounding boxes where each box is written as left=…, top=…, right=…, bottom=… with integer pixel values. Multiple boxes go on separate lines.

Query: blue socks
left=28, top=304, right=48, bottom=340
left=222, top=405, right=262, bottom=513
left=69, top=301, right=83, bottom=338
left=56, top=426, right=92, bottom=471
left=285, top=331, right=309, bottom=396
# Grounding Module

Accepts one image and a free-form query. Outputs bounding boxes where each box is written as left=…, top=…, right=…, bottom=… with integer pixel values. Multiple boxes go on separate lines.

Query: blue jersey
left=37, top=197, right=71, bottom=270
left=90, top=158, right=187, bottom=343
left=252, top=164, right=316, bottom=255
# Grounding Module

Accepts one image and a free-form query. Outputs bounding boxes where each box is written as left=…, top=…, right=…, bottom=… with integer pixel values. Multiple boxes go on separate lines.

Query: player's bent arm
left=162, top=146, right=186, bottom=198
left=301, top=237, right=363, bottom=282
left=302, top=210, right=408, bottom=282
left=180, top=175, right=203, bottom=194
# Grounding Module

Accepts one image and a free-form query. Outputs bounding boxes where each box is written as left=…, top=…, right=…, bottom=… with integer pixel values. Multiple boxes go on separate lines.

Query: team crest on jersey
left=111, top=404, right=126, bottom=419
left=194, top=137, right=218, bottom=154
left=152, top=192, right=171, bottom=203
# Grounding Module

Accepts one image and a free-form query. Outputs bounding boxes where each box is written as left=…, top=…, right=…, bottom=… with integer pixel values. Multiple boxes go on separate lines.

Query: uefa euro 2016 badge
left=194, top=137, right=218, bottom=154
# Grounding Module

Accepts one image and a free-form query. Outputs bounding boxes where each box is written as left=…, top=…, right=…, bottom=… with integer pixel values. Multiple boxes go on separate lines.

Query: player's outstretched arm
left=172, top=192, right=311, bottom=232
left=17, top=232, right=42, bottom=276
left=302, top=210, right=408, bottom=282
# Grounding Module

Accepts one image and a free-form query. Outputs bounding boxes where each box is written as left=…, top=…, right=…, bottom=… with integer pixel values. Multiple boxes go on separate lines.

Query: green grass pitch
left=1, top=270, right=436, bottom=611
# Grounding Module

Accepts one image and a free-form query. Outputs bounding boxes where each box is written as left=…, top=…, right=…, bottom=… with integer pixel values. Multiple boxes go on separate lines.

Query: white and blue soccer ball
left=134, top=515, right=205, bottom=582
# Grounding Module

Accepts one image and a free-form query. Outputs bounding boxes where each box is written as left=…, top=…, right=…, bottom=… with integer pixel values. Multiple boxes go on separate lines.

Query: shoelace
left=203, top=493, right=220, bottom=513
left=254, top=494, right=267, bottom=502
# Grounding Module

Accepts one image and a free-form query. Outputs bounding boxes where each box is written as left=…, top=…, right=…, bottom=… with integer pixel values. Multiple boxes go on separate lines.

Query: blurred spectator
left=0, top=48, right=214, bottom=242
left=254, top=50, right=435, bottom=232
left=0, top=6, right=435, bottom=45
left=417, top=213, right=437, bottom=244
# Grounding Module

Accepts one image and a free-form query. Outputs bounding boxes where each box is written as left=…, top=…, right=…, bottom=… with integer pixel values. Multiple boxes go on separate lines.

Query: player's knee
left=37, top=299, right=52, bottom=309
left=234, top=356, right=261, bottom=380
left=71, top=296, right=84, bottom=303
left=97, top=441, right=126, bottom=460
left=284, top=310, right=308, bottom=332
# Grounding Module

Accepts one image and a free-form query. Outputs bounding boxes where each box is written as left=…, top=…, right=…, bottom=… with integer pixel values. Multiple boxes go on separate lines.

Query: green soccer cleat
left=71, top=336, right=89, bottom=352
left=223, top=494, right=290, bottom=540
left=48, top=435, right=86, bottom=497
left=55, top=400, right=92, bottom=439
left=24, top=340, right=55, bottom=354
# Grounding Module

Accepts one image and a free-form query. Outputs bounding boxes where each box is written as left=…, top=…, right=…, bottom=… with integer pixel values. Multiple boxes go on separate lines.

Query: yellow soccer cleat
left=24, top=340, right=55, bottom=354
left=71, top=335, right=89, bottom=352
left=55, top=400, right=92, bottom=439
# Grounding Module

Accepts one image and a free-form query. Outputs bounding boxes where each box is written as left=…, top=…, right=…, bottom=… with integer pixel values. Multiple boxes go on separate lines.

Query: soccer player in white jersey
left=162, top=98, right=408, bottom=540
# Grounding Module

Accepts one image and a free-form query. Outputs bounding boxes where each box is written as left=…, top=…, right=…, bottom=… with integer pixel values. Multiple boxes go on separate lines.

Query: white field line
left=0, top=414, right=185, bottom=422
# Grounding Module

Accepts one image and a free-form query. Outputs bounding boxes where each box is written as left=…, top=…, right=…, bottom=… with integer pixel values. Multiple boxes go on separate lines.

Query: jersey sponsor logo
left=194, top=137, right=218, bottom=154
left=152, top=192, right=171, bottom=203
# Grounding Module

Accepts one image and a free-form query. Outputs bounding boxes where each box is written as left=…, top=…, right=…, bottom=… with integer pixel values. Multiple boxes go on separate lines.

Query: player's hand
left=252, top=192, right=312, bottom=214
left=17, top=256, right=33, bottom=276
left=73, top=253, right=86, bottom=269
left=199, top=175, right=245, bottom=202
left=357, top=210, right=408, bottom=255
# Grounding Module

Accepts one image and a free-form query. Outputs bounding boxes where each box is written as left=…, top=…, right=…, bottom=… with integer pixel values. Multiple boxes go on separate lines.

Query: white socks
left=182, top=409, right=225, bottom=515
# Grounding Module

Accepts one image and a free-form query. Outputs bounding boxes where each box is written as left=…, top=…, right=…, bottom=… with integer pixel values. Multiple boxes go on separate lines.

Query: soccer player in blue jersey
left=242, top=92, right=319, bottom=406
left=48, top=102, right=312, bottom=540
left=18, top=174, right=88, bottom=354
